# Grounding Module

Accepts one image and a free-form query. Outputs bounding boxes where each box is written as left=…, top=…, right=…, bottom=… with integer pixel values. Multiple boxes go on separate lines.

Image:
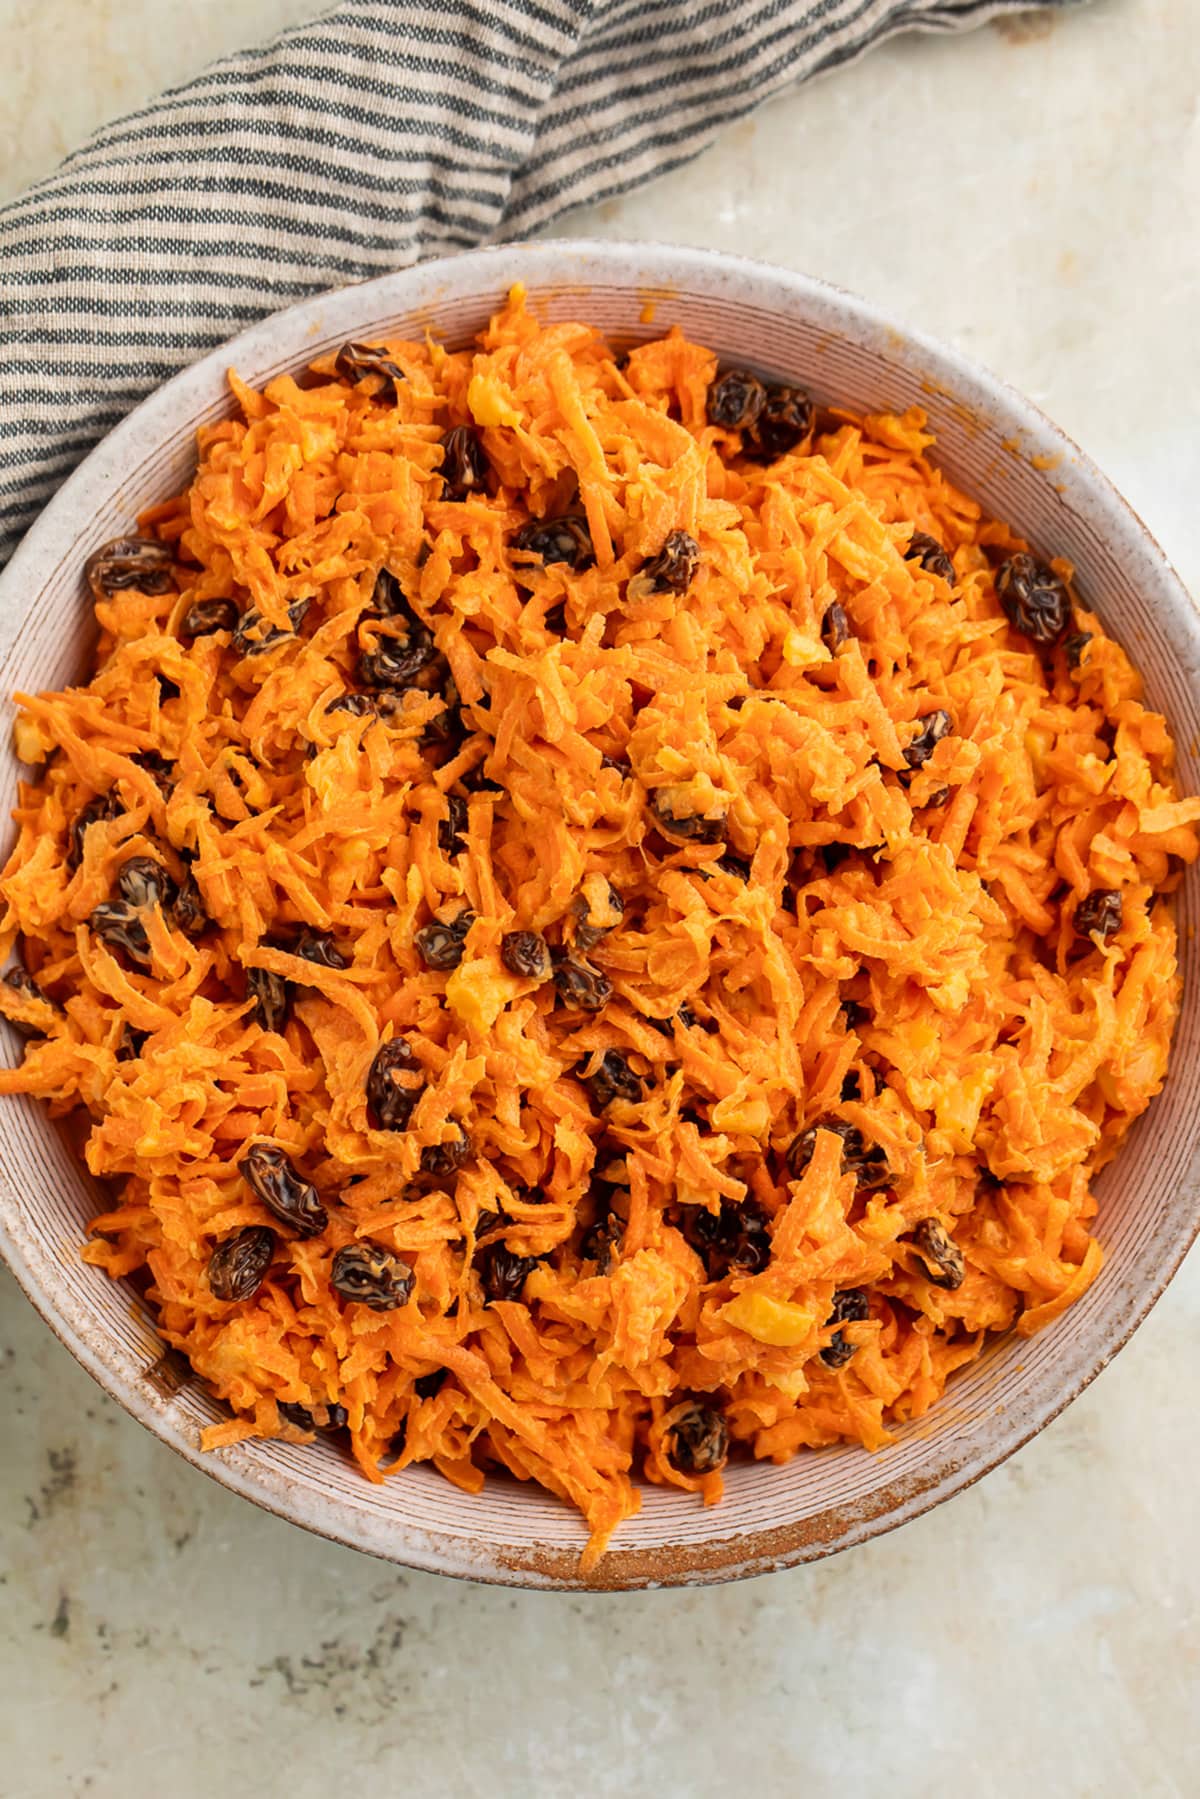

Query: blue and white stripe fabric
left=0, top=0, right=1080, bottom=567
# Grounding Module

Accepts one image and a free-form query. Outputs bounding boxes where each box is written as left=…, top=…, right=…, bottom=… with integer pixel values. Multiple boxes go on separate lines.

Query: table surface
left=1, top=1, right=1198, bottom=1794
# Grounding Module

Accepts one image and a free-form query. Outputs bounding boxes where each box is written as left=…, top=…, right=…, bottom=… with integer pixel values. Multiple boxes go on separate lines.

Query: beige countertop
left=1, top=1, right=1198, bottom=1794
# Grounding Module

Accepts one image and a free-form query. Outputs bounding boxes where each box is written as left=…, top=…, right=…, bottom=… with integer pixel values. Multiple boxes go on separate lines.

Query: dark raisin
left=440, top=425, right=489, bottom=501
left=500, top=930, right=552, bottom=980
left=903, top=709, right=953, bottom=771
left=921, top=786, right=951, bottom=809
left=290, top=929, right=349, bottom=970
left=171, top=869, right=209, bottom=938
left=156, top=676, right=182, bottom=703
left=475, top=1242, right=540, bottom=1303
left=330, top=1240, right=414, bottom=1311
left=748, top=385, right=814, bottom=460
left=544, top=601, right=567, bottom=636
left=132, top=750, right=174, bottom=797
left=326, top=693, right=375, bottom=718
left=641, top=530, right=700, bottom=595
left=706, top=370, right=766, bottom=432
left=279, top=1400, right=348, bottom=1432
left=117, top=855, right=172, bottom=911
left=233, top=598, right=309, bottom=657
left=369, top=568, right=410, bottom=616
left=551, top=954, right=612, bottom=1012
left=584, top=1050, right=643, bottom=1108
left=579, top=1213, right=623, bottom=1274
left=1076, top=889, right=1123, bottom=941
left=649, top=792, right=727, bottom=844
left=679, top=1198, right=771, bottom=1281
left=571, top=881, right=624, bottom=950
left=905, top=531, right=956, bottom=584
left=89, top=901, right=152, bottom=968
left=717, top=854, right=751, bottom=883
left=820, top=1286, right=870, bottom=1368
left=335, top=341, right=406, bottom=391
left=419, top=1123, right=473, bottom=1179
left=181, top=599, right=238, bottom=637
left=511, top=514, right=594, bottom=571
left=2, top=967, right=56, bottom=1037
left=84, top=536, right=175, bottom=603
left=239, top=1143, right=328, bottom=1239
left=668, top=1403, right=729, bottom=1475
left=1065, top=630, right=1093, bottom=670
left=840, top=1069, right=862, bottom=1101
left=415, top=908, right=475, bottom=971
left=600, top=753, right=631, bottom=776
left=366, top=1037, right=424, bottom=1131
left=912, top=1218, right=965, bottom=1290
left=117, top=1023, right=147, bottom=1060
left=206, top=1225, right=277, bottom=1302
left=68, top=791, right=119, bottom=870
left=842, top=998, right=871, bottom=1030
left=787, top=1116, right=889, bottom=1188
left=996, top=552, right=1071, bottom=644
left=438, top=794, right=468, bottom=856
left=246, top=965, right=291, bottom=1034
left=414, top=1369, right=448, bottom=1400
left=821, top=602, right=850, bottom=654
left=358, top=634, right=438, bottom=692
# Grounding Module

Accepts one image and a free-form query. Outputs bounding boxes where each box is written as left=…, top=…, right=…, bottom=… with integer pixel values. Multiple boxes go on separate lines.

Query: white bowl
left=2, top=241, right=1198, bottom=1589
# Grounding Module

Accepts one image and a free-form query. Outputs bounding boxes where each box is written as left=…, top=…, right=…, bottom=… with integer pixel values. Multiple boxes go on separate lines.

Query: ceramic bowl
left=2, top=241, right=1198, bottom=1590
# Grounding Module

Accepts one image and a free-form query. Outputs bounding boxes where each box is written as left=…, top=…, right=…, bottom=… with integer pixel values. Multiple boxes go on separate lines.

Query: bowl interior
left=2, top=242, right=1199, bottom=1589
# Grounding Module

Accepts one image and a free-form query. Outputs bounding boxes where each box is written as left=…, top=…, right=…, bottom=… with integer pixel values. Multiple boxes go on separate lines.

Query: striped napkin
left=0, top=0, right=1081, bottom=569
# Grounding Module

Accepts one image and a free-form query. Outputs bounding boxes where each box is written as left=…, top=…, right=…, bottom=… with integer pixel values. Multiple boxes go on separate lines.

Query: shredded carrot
left=2, top=287, right=1196, bottom=1570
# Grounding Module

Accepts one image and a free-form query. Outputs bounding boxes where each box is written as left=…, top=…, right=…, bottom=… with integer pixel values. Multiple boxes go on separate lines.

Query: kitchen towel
left=0, top=0, right=1083, bottom=566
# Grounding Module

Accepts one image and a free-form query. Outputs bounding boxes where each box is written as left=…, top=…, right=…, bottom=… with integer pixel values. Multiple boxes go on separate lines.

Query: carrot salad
left=2, top=287, right=1197, bottom=1568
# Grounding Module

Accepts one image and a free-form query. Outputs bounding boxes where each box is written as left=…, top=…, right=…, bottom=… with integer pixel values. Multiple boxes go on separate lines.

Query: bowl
left=2, top=240, right=1199, bottom=1590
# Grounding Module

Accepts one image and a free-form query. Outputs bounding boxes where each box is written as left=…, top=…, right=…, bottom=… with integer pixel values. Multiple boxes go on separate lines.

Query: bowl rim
left=2, top=236, right=1199, bottom=1591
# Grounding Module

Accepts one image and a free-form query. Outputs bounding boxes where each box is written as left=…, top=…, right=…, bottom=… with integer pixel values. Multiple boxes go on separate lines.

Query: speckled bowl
left=2, top=241, right=1198, bottom=1590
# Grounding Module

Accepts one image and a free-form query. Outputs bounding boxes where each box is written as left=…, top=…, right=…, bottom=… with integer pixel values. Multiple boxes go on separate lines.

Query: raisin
left=84, top=536, right=175, bottom=603
left=438, top=794, right=468, bottom=856
left=2, top=967, right=57, bottom=1037
left=570, top=881, right=624, bottom=950
left=748, top=385, right=813, bottom=460
left=233, top=599, right=309, bottom=657
left=239, top=1142, right=328, bottom=1239
left=366, top=1038, right=424, bottom=1132
left=579, top=1213, right=623, bottom=1274
left=419, top=1122, right=473, bottom=1179
left=440, top=425, right=489, bottom=501
left=414, top=1369, right=448, bottom=1400
left=290, top=929, right=349, bottom=970
left=170, top=869, right=209, bottom=938
left=551, top=954, right=612, bottom=1012
left=649, top=792, right=727, bottom=844
left=330, top=1240, right=414, bottom=1311
left=912, top=1218, right=965, bottom=1290
left=584, top=1050, right=643, bottom=1108
left=1065, top=630, right=1093, bottom=671
left=600, top=752, right=631, bottom=777
left=116, top=855, right=172, bottom=910
left=279, top=1400, right=349, bottom=1432
left=717, top=854, right=751, bottom=883
left=475, top=1242, right=540, bottom=1303
left=206, top=1225, right=277, bottom=1302
left=181, top=599, right=238, bottom=637
left=903, top=709, right=953, bottom=771
left=334, top=341, right=406, bottom=391
left=117, top=1023, right=147, bottom=1060
left=132, top=750, right=175, bottom=797
left=905, top=531, right=955, bottom=584
left=1076, top=889, right=1122, bottom=941
left=821, top=602, right=850, bottom=654
left=246, top=966, right=291, bottom=1033
left=500, top=930, right=552, bottom=980
left=706, top=370, right=766, bottom=432
left=842, top=998, right=871, bottom=1030
left=415, top=908, right=475, bottom=971
left=668, top=1403, right=729, bottom=1475
left=511, top=514, right=594, bottom=571
left=68, top=791, right=119, bottom=870
left=787, top=1116, right=889, bottom=1188
left=89, top=901, right=152, bottom=969
left=820, top=1287, right=870, bottom=1368
left=357, top=613, right=438, bottom=690
left=996, top=553, right=1070, bottom=644
left=369, top=568, right=410, bottom=616
left=641, top=530, right=700, bottom=595
left=326, top=693, right=375, bottom=718
left=679, top=1197, right=771, bottom=1281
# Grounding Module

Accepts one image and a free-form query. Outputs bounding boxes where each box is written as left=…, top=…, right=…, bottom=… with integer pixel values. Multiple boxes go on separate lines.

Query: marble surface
left=2, top=1, right=1199, bottom=1793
